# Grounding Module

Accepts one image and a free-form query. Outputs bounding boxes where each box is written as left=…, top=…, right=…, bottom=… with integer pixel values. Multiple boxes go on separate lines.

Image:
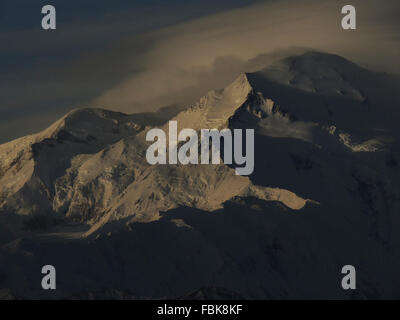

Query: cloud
left=91, top=0, right=400, bottom=113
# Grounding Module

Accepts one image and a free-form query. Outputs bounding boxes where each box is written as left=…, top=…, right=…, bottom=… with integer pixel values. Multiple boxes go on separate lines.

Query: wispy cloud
left=92, top=0, right=400, bottom=113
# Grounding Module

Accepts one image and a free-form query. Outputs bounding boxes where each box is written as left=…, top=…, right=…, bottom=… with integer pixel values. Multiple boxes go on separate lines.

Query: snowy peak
left=0, top=108, right=143, bottom=164
left=171, top=73, right=253, bottom=130
left=171, top=52, right=376, bottom=133
left=150, top=51, right=400, bottom=152
left=0, top=107, right=143, bottom=180
left=168, top=72, right=286, bottom=133
left=0, top=108, right=144, bottom=216
left=240, top=51, right=400, bottom=146
left=251, top=51, right=366, bottom=100
left=41, top=108, right=144, bottom=145
left=164, top=51, right=400, bottom=156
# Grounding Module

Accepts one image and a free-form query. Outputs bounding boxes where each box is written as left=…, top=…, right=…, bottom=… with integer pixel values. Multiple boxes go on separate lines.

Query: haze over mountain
left=1, top=52, right=400, bottom=299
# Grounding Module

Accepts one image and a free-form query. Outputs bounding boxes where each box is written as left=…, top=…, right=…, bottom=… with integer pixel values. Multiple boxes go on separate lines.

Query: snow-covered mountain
left=1, top=51, right=400, bottom=299
left=0, top=63, right=316, bottom=236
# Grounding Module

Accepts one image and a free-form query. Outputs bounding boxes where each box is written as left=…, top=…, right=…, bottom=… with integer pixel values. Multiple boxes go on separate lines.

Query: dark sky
left=0, top=0, right=399, bottom=143
left=0, top=0, right=265, bottom=30
left=1, top=0, right=263, bottom=71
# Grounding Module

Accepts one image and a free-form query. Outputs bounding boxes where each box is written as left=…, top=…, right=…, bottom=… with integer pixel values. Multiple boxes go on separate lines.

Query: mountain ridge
left=1, top=56, right=326, bottom=236
left=0, top=51, right=398, bottom=236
